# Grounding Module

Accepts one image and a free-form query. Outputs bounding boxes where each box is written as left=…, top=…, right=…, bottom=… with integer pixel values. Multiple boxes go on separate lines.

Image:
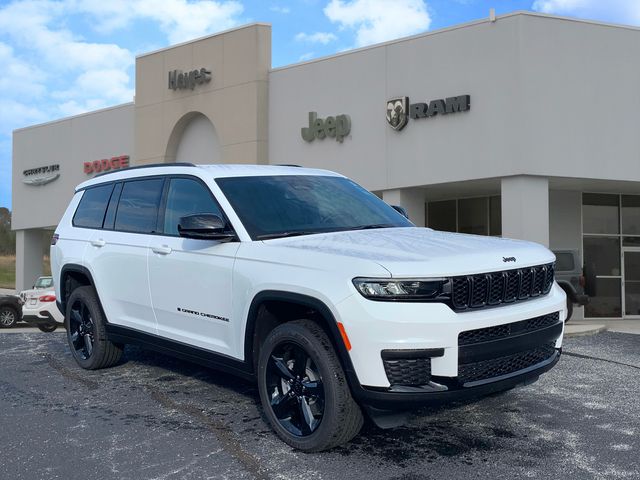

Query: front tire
left=257, top=320, right=363, bottom=452
left=65, top=286, right=123, bottom=370
left=0, top=306, right=18, bottom=328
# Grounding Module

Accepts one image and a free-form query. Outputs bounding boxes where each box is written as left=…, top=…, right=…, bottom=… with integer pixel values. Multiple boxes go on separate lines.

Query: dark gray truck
left=553, top=250, right=591, bottom=321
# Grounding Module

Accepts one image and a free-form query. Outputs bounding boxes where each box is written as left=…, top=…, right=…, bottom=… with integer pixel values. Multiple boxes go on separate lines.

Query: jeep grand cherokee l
left=51, top=164, right=566, bottom=451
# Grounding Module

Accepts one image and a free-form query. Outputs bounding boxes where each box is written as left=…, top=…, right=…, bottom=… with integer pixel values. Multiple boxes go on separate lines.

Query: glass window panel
left=585, top=278, right=622, bottom=318
left=115, top=179, right=164, bottom=234
left=621, top=195, right=640, bottom=235
left=163, top=178, right=223, bottom=236
left=73, top=184, right=114, bottom=229
left=458, top=197, right=488, bottom=235
left=489, top=196, right=501, bottom=236
left=582, top=193, right=619, bottom=234
left=583, top=236, right=621, bottom=276
left=555, top=252, right=575, bottom=271
left=428, top=200, right=456, bottom=232
left=623, top=237, right=640, bottom=247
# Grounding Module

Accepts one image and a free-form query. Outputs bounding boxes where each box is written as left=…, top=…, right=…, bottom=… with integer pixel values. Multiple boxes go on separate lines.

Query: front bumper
left=335, top=282, right=566, bottom=405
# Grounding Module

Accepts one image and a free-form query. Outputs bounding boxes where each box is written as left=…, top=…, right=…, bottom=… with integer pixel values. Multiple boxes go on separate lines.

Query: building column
left=15, top=229, right=43, bottom=292
left=501, top=176, right=549, bottom=246
left=382, top=188, right=426, bottom=227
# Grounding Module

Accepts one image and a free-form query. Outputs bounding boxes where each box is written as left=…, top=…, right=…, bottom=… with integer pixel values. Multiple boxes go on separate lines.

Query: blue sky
left=2, top=0, right=640, bottom=210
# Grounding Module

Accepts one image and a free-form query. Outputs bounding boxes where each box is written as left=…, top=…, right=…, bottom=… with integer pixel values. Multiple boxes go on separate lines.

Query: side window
left=163, top=178, right=223, bottom=236
left=115, top=178, right=164, bottom=234
left=103, top=182, right=123, bottom=230
left=73, top=184, right=115, bottom=229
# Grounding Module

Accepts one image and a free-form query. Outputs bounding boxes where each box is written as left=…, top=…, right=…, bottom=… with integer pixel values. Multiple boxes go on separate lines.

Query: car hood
left=268, top=227, right=555, bottom=277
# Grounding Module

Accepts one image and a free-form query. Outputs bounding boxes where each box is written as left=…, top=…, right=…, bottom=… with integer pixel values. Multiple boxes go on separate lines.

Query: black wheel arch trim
left=59, top=264, right=105, bottom=318
left=244, top=290, right=364, bottom=394
left=556, top=281, right=578, bottom=302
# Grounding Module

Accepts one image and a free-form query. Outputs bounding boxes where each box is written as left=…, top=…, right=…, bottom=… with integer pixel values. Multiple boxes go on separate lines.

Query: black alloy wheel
left=38, top=323, right=58, bottom=333
left=64, top=286, right=123, bottom=370
left=69, top=299, right=95, bottom=360
left=266, top=342, right=325, bottom=437
left=258, top=320, right=363, bottom=452
left=0, top=306, right=17, bottom=328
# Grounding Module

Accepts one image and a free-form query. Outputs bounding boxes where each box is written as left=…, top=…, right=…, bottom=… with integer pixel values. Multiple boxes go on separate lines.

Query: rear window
left=73, top=184, right=115, bottom=229
left=115, top=178, right=164, bottom=233
left=555, top=252, right=575, bottom=271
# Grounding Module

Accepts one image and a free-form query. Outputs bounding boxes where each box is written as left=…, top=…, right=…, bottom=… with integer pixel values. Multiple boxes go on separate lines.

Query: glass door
left=623, top=248, right=640, bottom=317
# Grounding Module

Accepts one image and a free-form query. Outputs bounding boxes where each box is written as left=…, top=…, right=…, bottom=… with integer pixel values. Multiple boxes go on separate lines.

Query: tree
left=0, top=208, right=16, bottom=255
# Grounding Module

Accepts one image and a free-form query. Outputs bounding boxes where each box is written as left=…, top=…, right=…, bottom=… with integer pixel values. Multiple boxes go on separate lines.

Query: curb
left=564, top=324, right=608, bottom=338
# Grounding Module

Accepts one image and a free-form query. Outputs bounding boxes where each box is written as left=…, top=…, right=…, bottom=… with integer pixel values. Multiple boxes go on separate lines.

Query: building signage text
left=301, top=112, right=351, bottom=143
left=168, top=68, right=212, bottom=90
left=22, top=164, right=60, bottom=186
left=386, top=94, right=470, bottom=131
left=84, top=155, right=130, bottom=175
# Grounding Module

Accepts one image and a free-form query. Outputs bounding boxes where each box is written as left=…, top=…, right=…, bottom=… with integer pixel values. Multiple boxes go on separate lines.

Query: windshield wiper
left=348, top=224, right=396, bottom=231
left=257, top=231, right=319, bottom=240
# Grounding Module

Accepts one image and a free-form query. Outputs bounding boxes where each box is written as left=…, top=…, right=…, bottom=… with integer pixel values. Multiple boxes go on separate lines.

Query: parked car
left=552, top=250, right=591, bottom=321
left=21, top=288, right=64, bottom=332
left=52, top=164, right=566, bottom=451
left=0, top=294, right=22, bottom=328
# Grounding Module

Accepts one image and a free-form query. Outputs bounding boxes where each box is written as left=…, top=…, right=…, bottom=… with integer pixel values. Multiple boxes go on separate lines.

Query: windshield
left=216, top=175, right=413, bottom=240
left=35, top=277, right=53, bottom=289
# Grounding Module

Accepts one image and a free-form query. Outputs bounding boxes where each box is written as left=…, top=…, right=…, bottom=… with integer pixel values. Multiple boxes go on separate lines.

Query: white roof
left=75, top=163, right=342, bottom=191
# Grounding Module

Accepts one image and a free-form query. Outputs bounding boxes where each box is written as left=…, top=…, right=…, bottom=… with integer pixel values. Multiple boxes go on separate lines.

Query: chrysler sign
left=386, top=94, right=470, bottom=131
left=23, top=164, right=60, bottom=186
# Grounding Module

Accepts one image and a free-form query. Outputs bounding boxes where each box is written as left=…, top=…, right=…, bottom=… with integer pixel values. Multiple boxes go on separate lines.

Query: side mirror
left=391, top=205, right=409, bottom=219
left=178, top=214, right=235, bottom=242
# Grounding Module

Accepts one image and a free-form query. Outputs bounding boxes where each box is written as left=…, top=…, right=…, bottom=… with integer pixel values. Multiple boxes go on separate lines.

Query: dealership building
left=12, top=11, right=640, bottom=320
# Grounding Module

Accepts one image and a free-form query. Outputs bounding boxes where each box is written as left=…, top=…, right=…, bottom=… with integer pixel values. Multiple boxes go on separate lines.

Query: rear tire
left=0, top=306, right=18, bottom=328
left=257, top=319, right=363, bottom=452
left=38, top=323, right=58, bottom=333
left=65, top=286, right=123, bottom=370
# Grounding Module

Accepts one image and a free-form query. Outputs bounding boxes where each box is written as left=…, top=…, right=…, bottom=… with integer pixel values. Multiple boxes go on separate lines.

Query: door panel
left=148, top=238, right=239, bottom=355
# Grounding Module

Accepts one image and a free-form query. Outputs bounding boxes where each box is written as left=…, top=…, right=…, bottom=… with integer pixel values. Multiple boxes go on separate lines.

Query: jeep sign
left=301, top=112, right=351, bottom=143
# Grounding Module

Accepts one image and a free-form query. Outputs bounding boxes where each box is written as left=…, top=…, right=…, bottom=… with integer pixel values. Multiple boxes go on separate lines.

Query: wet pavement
left=1, top=331, right=638, bottom=480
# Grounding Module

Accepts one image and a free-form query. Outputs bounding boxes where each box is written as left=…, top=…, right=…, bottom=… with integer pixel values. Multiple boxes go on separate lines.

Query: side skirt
left=105, top=324, right=255, bottom=382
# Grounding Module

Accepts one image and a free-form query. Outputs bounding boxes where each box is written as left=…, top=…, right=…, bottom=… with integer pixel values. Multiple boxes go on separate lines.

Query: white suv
left=51, top=164, right=565, bottom=451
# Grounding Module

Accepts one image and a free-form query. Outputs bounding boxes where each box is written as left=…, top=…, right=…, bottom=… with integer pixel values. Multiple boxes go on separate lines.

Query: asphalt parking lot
left=1, top=330, right=638, bottom=480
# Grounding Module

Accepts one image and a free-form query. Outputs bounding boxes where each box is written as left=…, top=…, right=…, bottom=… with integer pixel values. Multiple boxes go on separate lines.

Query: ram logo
left=503, top=256, right=517, bottom=263
left=386, top=97, right=409, bottom=131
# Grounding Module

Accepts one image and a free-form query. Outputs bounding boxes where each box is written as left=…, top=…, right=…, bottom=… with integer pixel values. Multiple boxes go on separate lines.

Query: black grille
left=382, top=357, right=431, bottom=386
left=450, top=263, right=554, bottom=311
left=458, top=343, right=557, bottom=384
left=458, top=312, right=560, bottom=346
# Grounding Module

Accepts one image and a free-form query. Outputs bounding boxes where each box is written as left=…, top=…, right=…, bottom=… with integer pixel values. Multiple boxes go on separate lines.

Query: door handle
left=152, top=245, right=172, bottom=255
left=91, top=239, right=106, bottom=248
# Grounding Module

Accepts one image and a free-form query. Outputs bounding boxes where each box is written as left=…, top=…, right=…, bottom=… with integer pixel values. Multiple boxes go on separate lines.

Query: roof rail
left=94, top=162, right=196, bottom=178
left=274, top=164, right=302, bottom=167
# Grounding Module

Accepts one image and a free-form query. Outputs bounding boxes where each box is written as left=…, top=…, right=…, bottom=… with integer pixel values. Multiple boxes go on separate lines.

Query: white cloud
left=72, top=0, right=245, bottom=44
left=270, top=5, right=291, bottom=14
left=299, top=52, right=315, bottom=61
left=324, top=0, right=431, bottom=47
left=532, top=0, right=640, bottom=25
left=295, top=32, right=338, bottom=44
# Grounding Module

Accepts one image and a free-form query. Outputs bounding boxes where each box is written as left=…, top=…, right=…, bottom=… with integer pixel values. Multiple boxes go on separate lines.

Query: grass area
left=0, top=255, right=15, bottom=289
left=0, top=255, right=51, bottom=290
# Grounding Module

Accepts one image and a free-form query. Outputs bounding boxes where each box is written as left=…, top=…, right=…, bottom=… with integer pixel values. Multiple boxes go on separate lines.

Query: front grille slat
left=458, top=312, right=560, bottom=346
left=449, top=262, right=554, bottom=311
left=458, top=343, right=557, bottom=384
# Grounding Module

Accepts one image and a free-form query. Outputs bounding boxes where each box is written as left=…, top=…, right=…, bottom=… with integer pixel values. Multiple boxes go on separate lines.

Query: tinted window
left=103, top=182, right=123, bottom=230
left=163, top=178, right=223, bottom=235
left=555, top=252, right=575, bottom=271
left=216, top=175, right=412, bottom=239
left=73, top=184, right=114, bottom=229
left=115, top=178, right=164, bottom=233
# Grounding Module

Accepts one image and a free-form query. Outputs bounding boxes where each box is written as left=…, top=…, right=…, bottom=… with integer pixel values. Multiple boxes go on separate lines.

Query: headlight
left=352, top=278, right=448, bottom=301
